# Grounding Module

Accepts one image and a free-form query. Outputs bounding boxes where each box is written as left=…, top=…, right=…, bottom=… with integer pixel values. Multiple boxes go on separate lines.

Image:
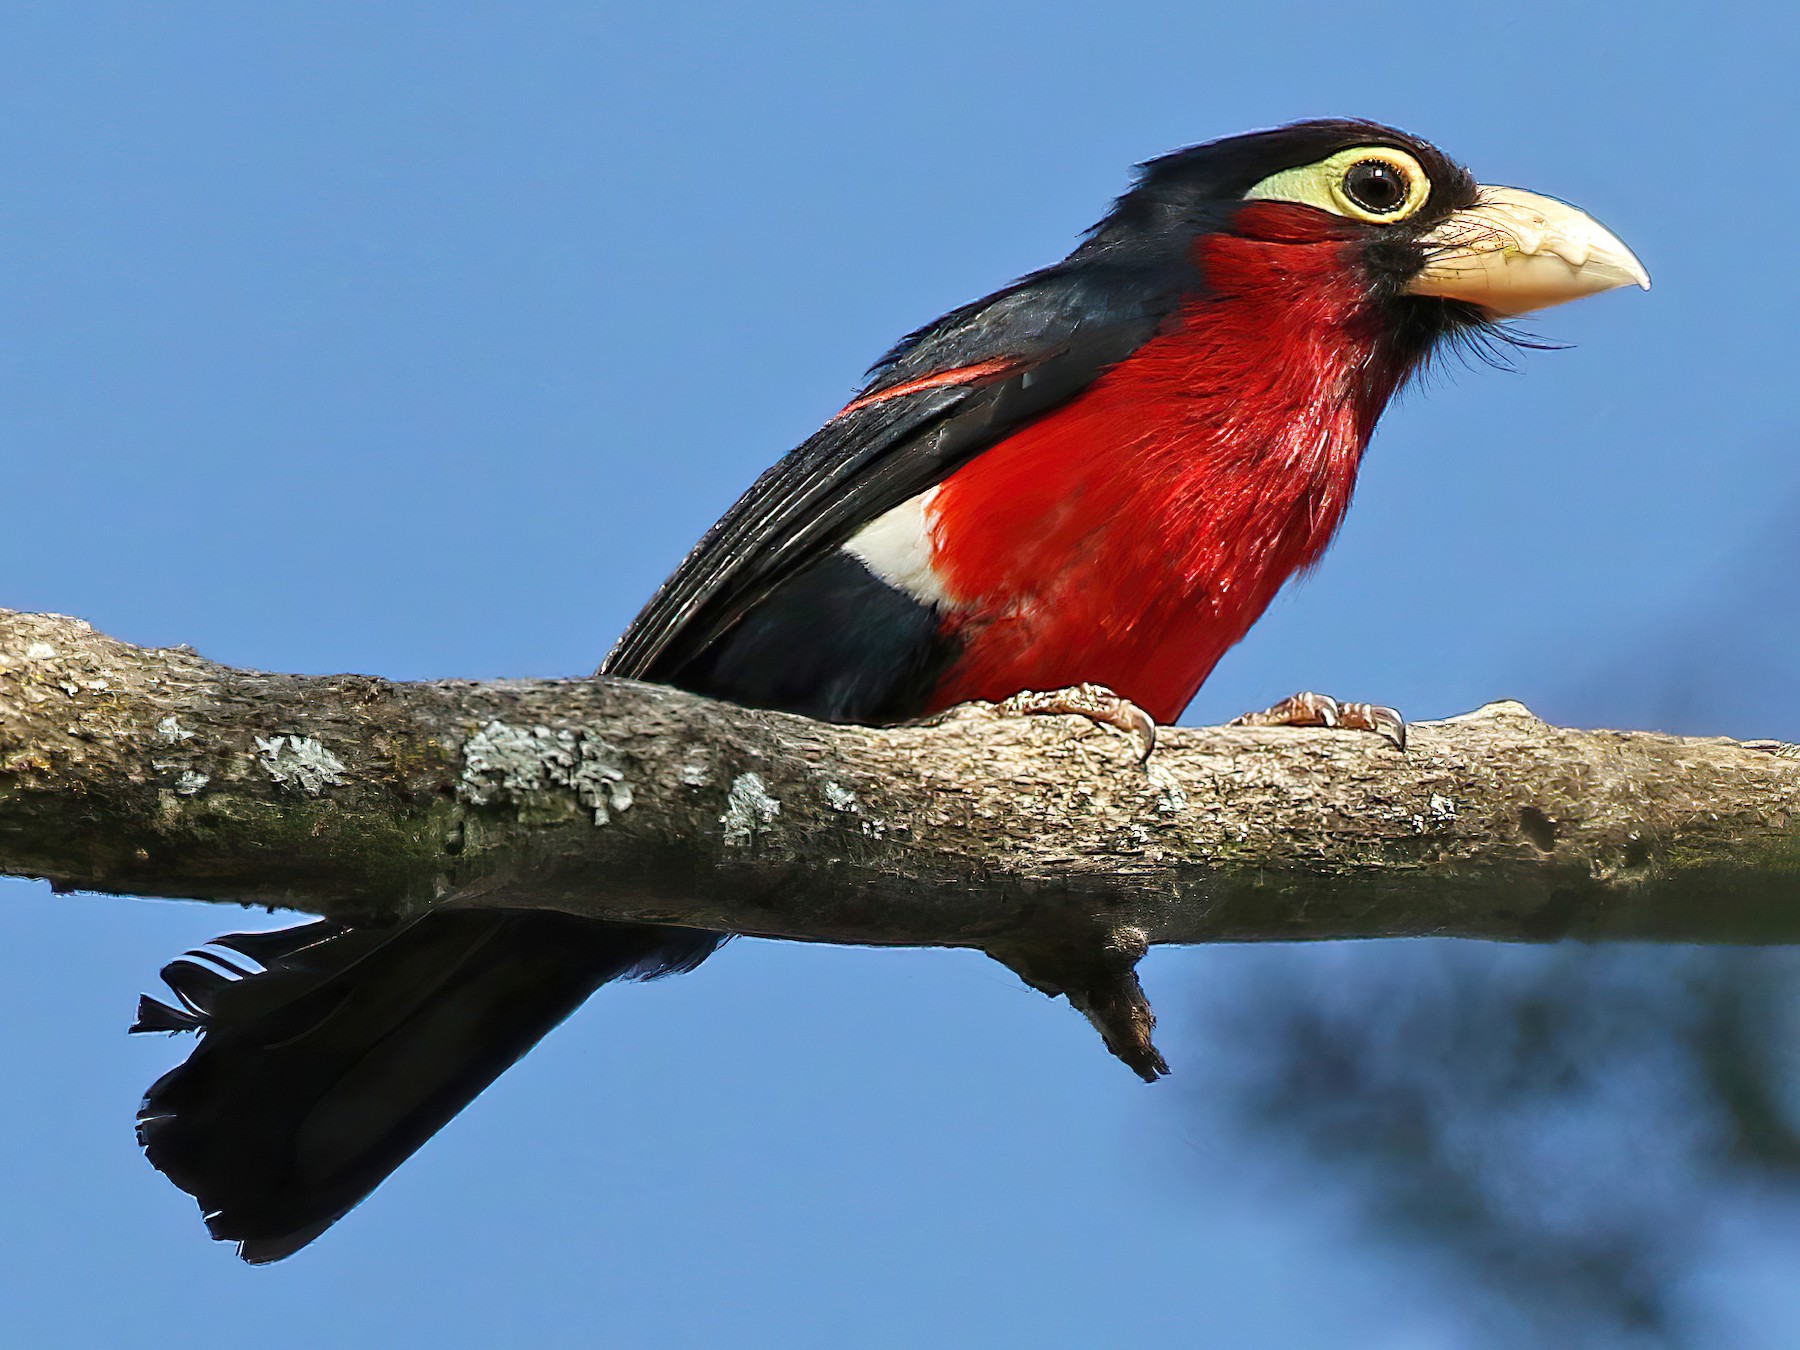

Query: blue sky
left=4, top=4, right=1799, bottom=1346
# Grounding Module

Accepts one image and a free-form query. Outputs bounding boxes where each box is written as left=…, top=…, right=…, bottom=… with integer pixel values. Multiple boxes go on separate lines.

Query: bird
left=130, top=118, right=1647, bottom=1262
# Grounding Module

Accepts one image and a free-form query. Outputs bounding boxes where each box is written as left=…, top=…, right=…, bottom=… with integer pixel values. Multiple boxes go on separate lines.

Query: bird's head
left=1081, top=118, right=1648, bottom=345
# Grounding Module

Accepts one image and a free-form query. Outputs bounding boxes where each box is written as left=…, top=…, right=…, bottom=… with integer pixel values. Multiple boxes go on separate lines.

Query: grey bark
left=4, top=607, right=1798, bottom=1076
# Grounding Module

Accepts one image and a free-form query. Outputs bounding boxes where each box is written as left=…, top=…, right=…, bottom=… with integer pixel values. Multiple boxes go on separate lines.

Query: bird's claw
left=1229, top=690, right=1406, bottom=751
left=993, top=683, right=1158, bottom=763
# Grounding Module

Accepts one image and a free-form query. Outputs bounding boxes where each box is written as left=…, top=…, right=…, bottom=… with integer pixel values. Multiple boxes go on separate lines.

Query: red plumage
left=926, top=203, right=1412, bottom=722
left=131, top=120, right=1647, bottom=1264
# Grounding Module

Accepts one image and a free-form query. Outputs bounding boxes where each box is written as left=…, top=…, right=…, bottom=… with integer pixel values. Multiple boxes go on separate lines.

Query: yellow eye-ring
left=1245, top=146, right=1433, bottom=225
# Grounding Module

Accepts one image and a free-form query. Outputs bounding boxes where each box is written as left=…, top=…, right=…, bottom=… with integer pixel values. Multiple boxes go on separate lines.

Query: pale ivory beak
left=1406, top=186, right=1650, bottom=317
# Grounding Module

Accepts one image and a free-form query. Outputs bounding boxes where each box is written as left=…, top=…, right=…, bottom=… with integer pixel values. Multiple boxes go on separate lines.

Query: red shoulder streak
left=835, top=358, right=1023, bottom=418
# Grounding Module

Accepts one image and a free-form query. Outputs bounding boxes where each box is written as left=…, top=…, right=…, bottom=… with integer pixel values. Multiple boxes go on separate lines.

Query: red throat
left=925, top=204, right=1411, bottom=723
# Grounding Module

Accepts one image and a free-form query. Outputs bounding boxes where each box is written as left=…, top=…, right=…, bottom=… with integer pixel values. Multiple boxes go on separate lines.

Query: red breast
left=923, top=204, right=1411, bottom=722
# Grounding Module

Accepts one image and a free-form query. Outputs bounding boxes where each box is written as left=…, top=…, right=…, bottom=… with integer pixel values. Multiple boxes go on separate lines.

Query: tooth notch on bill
left=1407, top=185, right=1650, bottom=317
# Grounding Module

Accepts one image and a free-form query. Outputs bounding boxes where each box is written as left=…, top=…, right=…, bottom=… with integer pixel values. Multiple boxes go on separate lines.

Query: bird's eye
left=1341, top=159, right=1410, bottom=215
left=1245, top=145, right=1432, bottom=224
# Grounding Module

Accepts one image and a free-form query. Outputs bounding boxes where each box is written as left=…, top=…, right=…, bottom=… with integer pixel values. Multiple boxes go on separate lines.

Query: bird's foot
left=1229, top=690, right=1406, bottom=751
left=992, top=683, right=1158, bottom=764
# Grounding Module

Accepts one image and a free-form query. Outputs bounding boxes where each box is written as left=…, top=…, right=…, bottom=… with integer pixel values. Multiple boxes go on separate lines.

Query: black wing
left=602, top=261, right=1187, bottom=683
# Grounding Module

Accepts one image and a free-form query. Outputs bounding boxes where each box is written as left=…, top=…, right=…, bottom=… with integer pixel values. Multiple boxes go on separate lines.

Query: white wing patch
left=841, top=487, right=952, bottom=607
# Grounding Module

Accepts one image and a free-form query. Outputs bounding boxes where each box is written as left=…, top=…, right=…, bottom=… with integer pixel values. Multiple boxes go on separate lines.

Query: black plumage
left=137, top=916, right=716, bottom=1263
left=599, top=263, right=1181, bottom=686
left=133, top=118, right=1482, bottom=1260
left=134, top=178, right=1198, bottom=1265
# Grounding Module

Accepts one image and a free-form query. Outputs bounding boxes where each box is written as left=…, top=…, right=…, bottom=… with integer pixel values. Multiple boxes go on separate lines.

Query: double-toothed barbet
left=132, top=119, right=1648, bottom=1261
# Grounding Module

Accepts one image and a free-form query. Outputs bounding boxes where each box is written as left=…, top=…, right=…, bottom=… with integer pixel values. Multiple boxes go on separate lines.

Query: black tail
left=132, top=910, right=720, bottom=1263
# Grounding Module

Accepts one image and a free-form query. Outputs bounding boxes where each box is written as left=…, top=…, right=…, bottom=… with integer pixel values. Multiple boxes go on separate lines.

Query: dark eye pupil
left=1343, top=160, right=1409, bottom=214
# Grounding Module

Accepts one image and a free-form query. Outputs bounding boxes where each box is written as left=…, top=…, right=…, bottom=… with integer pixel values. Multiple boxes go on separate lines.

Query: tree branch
left=4, top=608, right=1798, bottom=1075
